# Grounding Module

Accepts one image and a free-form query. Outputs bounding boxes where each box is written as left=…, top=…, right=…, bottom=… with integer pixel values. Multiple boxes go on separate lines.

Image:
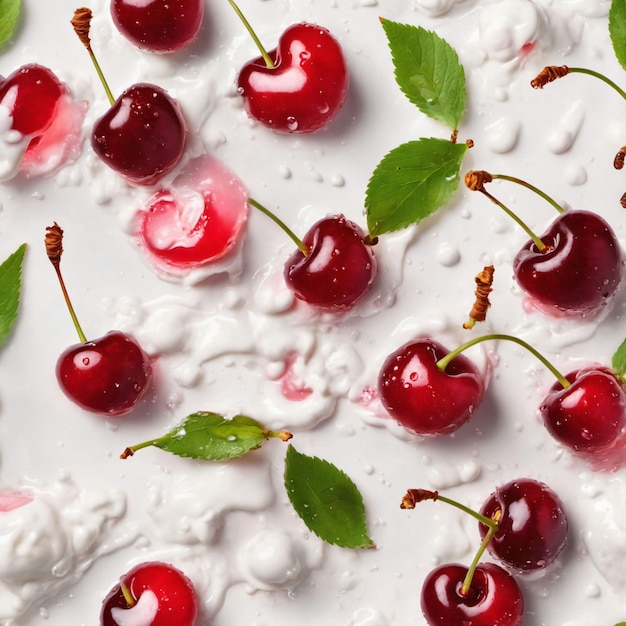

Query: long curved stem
left=248, top=198, right=309, bottom=256
left=460, top=510, right=501, bottom=597
left=567, top=67, right=626, bottom=101
left=227, top=0, right=275, bottom=69
left=490, top=174, right=564, bottom=215
left=437, top=333, right=570, bottom=390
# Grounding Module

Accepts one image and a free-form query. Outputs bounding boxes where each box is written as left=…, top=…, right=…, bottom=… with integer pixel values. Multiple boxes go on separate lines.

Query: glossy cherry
left=378, top=338, right=485, bottom=436
left=514, top=210, right=623, bottom=315
left=101, top=561, right=198, bottom=626
left=237, top=22, right=349, bottom=133
left=539, top=367, right=626, bottom=457
left=421, top=563, right=523, bottom=626
left=92, top=83, right=187, bottom=185
left=478, top=478, right=568, bottom=572
left=111, top=0, right=204, bottom=53
left=283, top=215, right=376, bottom=310
left=57, top=331, right=153, bottom=416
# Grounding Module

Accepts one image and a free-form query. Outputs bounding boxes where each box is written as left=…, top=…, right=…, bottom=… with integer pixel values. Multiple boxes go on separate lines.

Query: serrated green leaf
left=612, top=338, right=626, bottom=380
left=284, top=444, right=374, bottom=549
left=365, top=137, right=467, bottom=236
left=614, top=622, right=626, bottom=626
left=609, top=0, right=626, bottom=71
left=0, top=243, right=26, bottom=346
left=381, top=18, right=466, bottom=130
left=0, top=0, right=21, bottom=48
left=123, top=412, right=290, bottom=461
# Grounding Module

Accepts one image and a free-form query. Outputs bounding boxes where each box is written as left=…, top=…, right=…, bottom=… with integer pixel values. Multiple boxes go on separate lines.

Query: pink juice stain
left=277, top=353, right=312, bottom=401
left=0, top=489, right=33, bottom=512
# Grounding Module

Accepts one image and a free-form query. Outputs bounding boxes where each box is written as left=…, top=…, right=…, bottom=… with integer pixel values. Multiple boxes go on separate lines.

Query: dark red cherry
left=421, top=562, right=523, bottom=626
left=377, top=338, right=485, bottom=436
left=237, top=22, right=349, bottom=133
left=539, top=367, right=626, bottom=456
left=111, top=0, right=204, bottom=53
left=284, top=215, right=376, bottom=311
left=92, top=83, right=187, bottom=185
left=56, top=331, right=153, bottom=416
left=513, top=210, right=623, bottom=316
left=101, top=561, right=197, bottom=626
left=478, top=478, right=568, bottom=572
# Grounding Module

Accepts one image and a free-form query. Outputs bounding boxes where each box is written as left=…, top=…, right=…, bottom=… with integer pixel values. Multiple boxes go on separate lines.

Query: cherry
left=111, top=0, right=204, bottom=53
left=249, top=199, right=377, bottom=311
left=228, top=0, right=348, bottom=133
left=100, top=561, right=198, bottom=626
left=465, top=170, right=623, bottom=316
left=421, top=563, right=523, bottom=626
left=539, top=367, right=626, bottom=457
left=136, top=154, right=249, bottom=275
left=46, top=223, right=153, bottom=416
left=377, top=338, right=485, bottom=436
left=478, top=478, right=568, bottom=572
left=72, top=8, right=187, bottom=185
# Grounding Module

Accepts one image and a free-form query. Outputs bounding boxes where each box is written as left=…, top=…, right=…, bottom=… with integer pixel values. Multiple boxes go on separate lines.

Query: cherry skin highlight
left=56, top=331, right=153, bottom=416
left=111, top=0, right=204, bottom=53
left=539, top=367, right=626, bottom=456
left=377, top=338, right=485, bottom=436
left=237, top=22, right=349, bottom=133
left=478, top=478, right=568, bottom=572
left=513, top=210, right=623, bottom=316
left=420, top=562, right=523, bottom=626
left=92, top=83, right=187, bottom=186
left=100, top=561, right=198, bottom=626
left=283, top=215, right=376, bottom=311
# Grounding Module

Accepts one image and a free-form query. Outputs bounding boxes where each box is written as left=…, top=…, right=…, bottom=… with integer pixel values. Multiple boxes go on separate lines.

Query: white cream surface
left=0, top=0, right=625, bottom=625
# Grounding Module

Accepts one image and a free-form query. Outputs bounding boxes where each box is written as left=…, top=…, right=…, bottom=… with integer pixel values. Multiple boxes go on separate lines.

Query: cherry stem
left=120, top=580, right=136, bottom=607
left=567, top=67, right=626, bottom=101
left=490, top=174, right=565, bottom=215
left=248, top=198, right=309, bottom=256
left=460, top=509, right=502, bottom=597
left=226, top=0, right=275, bottom=69
left=71, top=8, right=116, bottom=106
left=437, top=333, right=571, bottom=390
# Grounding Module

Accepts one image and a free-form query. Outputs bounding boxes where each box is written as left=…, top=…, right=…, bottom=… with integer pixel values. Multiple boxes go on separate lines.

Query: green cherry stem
left=45, top=223, right=88, bottom=345
left=565, top=68, right=626, bottom=100
left=120, top=581, right=136, bottom=607
left=460, top=509, right=502, bottom=597
left=71, top=8, right=116, bottom=106
left=436, top=333, right=571, bottom=390
left=489, top=174, right=565, bottom=215
left=532, top=65, right=626, bottom=101
left=248, top=198, right=309, bottom=256
left=226, top=0, right=275, bottom=69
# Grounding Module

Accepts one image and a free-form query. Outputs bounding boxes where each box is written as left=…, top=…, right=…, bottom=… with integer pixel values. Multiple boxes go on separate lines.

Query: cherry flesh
left=421, top=562, right=523, bottom=626
left=100, top=561, right=198, bottom=626
left=56, top=331, right=153, bottom=416
left=283, top=215, right=376, bottom=311
left=237, top=22, right=349, bottom=133
left=92, top=83, right=187, bottom=186
left=478, top=478, right=568, bottom=572
left=539, top=367, right=626, bottom=457
left=513, top=210, right=623, bottom=316
left=137, top=154, right=249, bottom=274
left=377, top=338, right=485, bottom=436
left=111, top=0, right=204, bottom=53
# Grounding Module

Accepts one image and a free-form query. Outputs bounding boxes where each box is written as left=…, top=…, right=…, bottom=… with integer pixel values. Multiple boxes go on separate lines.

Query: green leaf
left=365, top=137, right=467, bottom=236
left=284, top=444, right=374, bottom=549
left=381, top=18, right=466, bottom=130
left=0, top=0, right=21, bottom=48
left=609, top=0, right=626, bottom=71
left=612, top=338, right=626, bottom=381
left=0, top=243, right=26, bottom=346
left=614, top=623, right=626, bottom=626
left=122, top=412, right=291, bottom=461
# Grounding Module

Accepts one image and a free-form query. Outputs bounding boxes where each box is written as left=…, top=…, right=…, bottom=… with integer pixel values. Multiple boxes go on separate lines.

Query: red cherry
left=100, top=561, right=198, bottom=626
left=237, top=22, right=349, bottom=133
left=539, top=367, right=626, bottom=456
left=478, top=478, right=568, bottom=572
left=92, top=83, right=187, bottom=186
left=136, top=154, right=249, bottom=274
left=421, top=562, right=523, bottom=626
left=513, top=210, right=623, bottom=316
left=56, top=331, right=153, bottom=416
left=283, top=215, right=376, bottom=310
left=111, top=0, right=204, bottom=53
left=377, top=338, right=485, bottom=436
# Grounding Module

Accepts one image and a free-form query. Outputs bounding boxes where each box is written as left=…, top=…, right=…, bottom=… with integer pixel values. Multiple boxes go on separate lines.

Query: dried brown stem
left=614, top=147, right=626, bottom=170
left=45, top=222, right=64, bottom=266
left=621, top=193, right=626, bottom=209
left=464, top=265, right=495, bottom=329
left=400, top=488, right=439, bottom=509
left=531, top=65, right=569, bottom=89
left=71, top=7, right=93, bottom=51
left=464, top=170, right=492, bottom=192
